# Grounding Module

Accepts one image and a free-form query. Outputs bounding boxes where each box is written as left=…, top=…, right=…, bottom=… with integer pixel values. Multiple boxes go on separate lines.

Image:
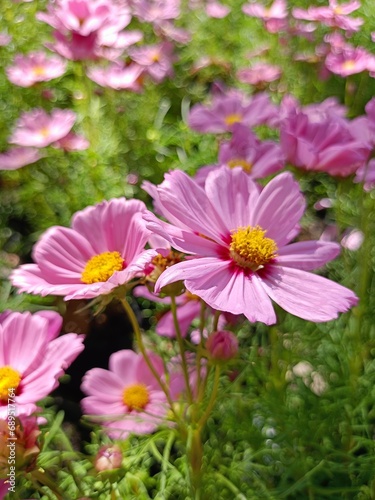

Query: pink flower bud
left=95, top=445, right=122, bottom=472
left=206, top=330, right=238, bottom=362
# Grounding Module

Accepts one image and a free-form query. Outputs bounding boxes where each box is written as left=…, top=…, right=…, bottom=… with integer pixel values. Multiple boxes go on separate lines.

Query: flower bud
left=95, top=445, right=122, bottom=472
left=206, top=330, right=238, bottom=362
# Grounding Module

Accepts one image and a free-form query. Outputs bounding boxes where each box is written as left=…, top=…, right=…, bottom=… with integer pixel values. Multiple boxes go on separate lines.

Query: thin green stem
left=212, top=310, right=221, bottom=332
left=170, top=295, right=193, bottom=404
left=119, top=297, right=180, bottom=423
left=198, top=365, right=221, bottom=428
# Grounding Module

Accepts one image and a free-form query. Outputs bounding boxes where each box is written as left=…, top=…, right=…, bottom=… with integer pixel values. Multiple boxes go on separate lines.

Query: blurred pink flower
left=206, top=1, right=231, bottom=18
left=0, top=147, right=41, bottom=170
left=6, top=52, right=67, bottom=88
left=144, top=168, right=358, bottom=324
left=95, top=445, right=122, bottom=471
left=9, top=108, right=76, bottom=148
left=52, top=132, right=90, bottom=151
left=237, top=63, right=282, bottom=86
left=280, top=110, right=370, bottom=176
left=188, top=90, right=278, bottom=133
left=206, top=330, right=238, bottom=361
left=11, top=198, right=156, bottom=300
left=0, top=33, right=12, bottom=46
left=129, top=42, right=176, bottom=83
left=325, top=46, right=375, bottom=77
left=81, top=350, right=170, bottom=439
left=194, top=124, right=284, bottom=184
left=293, top=0, right=363, bottom=33
left=87, top=62, right=143, bottom=90
left=131, top=0, right=180, bottom=23
left=0, top=311, right=84, bottom=418
left=242, top=0, right=288, bottom=32
left=341, top=229, right=364, bottom=251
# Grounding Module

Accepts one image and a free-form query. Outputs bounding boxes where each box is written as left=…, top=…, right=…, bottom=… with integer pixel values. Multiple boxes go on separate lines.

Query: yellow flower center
left=342, top=60, right=356, bottom=71
left=227, top=158, right=253, bottom=173
left=81, top=251, right=124, bottom=284
left=0, top=366, right=21, bottom=401
left=32, top=66, right=46, bottom=77
left=229, top=225, right=278, bottom=271
left=123, top=383, right=149, bottom=411
left=224, top=113, right=243, bottom=126
left=39, top=127, right=50, bottom=138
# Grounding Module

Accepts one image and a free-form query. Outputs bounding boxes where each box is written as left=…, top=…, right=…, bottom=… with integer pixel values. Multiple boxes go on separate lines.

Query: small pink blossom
left=81, top=350, right=171, bottom=439
left=6, top=52, right=67, bottom=88
left=242, top=0, right=288, bottom=32
left=95, top=445, right=122, bottom=471
left=10, top=198, right=156, bottom=300
left=0, top=33, right=12, bottom=46
left=87, top=62, right=143, bottom=90
left=0, top=311, right=84, bottom=418
left=206, top=1, right=231, bottom=18
left=129, top=42, right=176, bottom=83
left=0, top=147, right=41, bottom=170
left=9, top=108, right=76, bottom=148
left=144, top=168, right=358, bottom=324
left=237, top=63, right=282, bottom=86
left=341, top=229, right=364, bottom=251
left=52, top=132, right=90, bottom=151
left=131, top=0, right=180, bottom=24
left=325, top=46, right=375, bottom=77
left=206, top=330, right=238, bottom=361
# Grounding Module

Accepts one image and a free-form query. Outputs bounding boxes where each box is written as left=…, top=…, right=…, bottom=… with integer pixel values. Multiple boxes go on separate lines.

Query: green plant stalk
left=170, top=295, right=193, bottom=404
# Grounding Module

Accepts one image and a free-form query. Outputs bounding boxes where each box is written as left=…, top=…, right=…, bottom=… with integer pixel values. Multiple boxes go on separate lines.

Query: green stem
left=212, top=310, right=221, bottom=332
left=119, top=297, right=180, bottom=423
left=198, top=365, right=221, bottom=428
left=30, top=470, right=64, bottom=500
left=170, top=295, right=193, bottom=404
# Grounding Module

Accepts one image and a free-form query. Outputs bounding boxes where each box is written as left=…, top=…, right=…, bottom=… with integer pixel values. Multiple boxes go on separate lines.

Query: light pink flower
left=144, top=168, right=358, bottom=324
left=9, top=108, right=76, bottom=148
left=206, top=1, right=231, bottom=18
left=10, top=198, right=157, bottom=300
left=0, top=147, right=41, bottom=170
left=6, top=52, right=67, bottom=88
left=95, top=445, right=122, bottom=471
left=81, top=350, right=170, bottom=439
left=0, top=33, right=11, bottom=46
left=325, top=46, right=375, bottom=77
left=10, top=198, right=156, bottom=300
left=280, top=110, right=370, bottom=176
left=131, top=0, right=180, bottom=24
left=206, top=330, right=238, bottom=361
left=188, top=90, right=278, bottom=133
left=341, top=229, right=364, bottom=251
left=242, top=0, right=288, bottom=32
left=129, top=42, right=176, bottom=83
left=195, top=124, right=284, bottom=184
left=52, top=132, right=90, bottom=151
left=87, top=62, right=143, bottom=90
left=0, top=311, right=84, bottom=418
left=237, top=63, right=282, bottom=86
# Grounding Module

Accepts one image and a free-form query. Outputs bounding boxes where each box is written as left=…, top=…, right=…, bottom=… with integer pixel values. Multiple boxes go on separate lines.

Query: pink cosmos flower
left=52, top=132, right=90, bottom=151
left=143, top=167, right=358, bottom=324
left=188, top=90, right=278, bottom=133
left=293, top=0, right=363, bottom=33
left=0, top=33, right=11, bottom=46
left=0, top=311, right=84, bottom=418
left=206, top=1, right=231, bottom=18
left=325, top=45, right=375, bottom=77
left=280, top=109, right=370, bottom=176
left=129, top=42, right=176, bottom=83
left=131, top=0, right=180, bottom=24
left=237, top=63, right=282, bottom=86
left=194, top=124, right=284, bottom=185
left=10, top=198, right=157, bottom=300
left=81, top=350, right=171, bottom=439
left=242, top=0, right=288, bottom=33
left=0, top=147, right=41, bottom=170
left=6, top=52, right=67, bottom=88
left=9, top=108, right=76, bottom=148
left=87, top=62, right=143, bottom=91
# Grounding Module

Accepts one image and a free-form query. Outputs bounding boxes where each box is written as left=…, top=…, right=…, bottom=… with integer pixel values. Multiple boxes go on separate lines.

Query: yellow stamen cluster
left=229, top=225, right=278, bottom=271
left=0, top=366, right=21, bottom=401
left=227, top=158, right=253, bottom=173
left=342, top=60, right=356, bottom=71
left=32, top=66, right=46, bottom=77
left=81, top=251, right=124, bottom=284
left=147, top=251, right=183, bottom=284
left=123, top=383, right=149, bottom=411
left=224, top=113, right=243, bottom=126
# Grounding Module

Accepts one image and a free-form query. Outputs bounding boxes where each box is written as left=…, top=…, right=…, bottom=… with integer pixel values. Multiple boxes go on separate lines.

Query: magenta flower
left=195, top=124, right=284, bottom=185
left=6, top=52, right=67, bottom=88
left=87, top=62, right=143, bottom=91
left=325, top=46, right=375, bottom=77
left=144, top=168, right=358, bottom=324
left=10, top=198, right=156, bottom=300
left=129, top=42, right=176, bottom=83
left=9, top=108, right=76, bottom=148
left=188, top=90, right=278, bottom=134
left=0, top=147, right=41, bottom=171
left=81, top=350, right=170, bottom=439
left=280, top=110, right=370, bottom=176
left=237, top=63, right=282, bottom=86
left=0, top=311, right=84, bottom=418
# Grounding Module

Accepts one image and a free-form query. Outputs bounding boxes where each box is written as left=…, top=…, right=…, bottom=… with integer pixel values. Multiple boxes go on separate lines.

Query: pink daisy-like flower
left=9, top=108, right=76, bottom=148
left=206, top=1, right=231, bottom=18
left=87, top=62, right=143, bottom=91
left=144, top=168, right=358, bottom=325
left=242, top=0, right=288, bottom=32
left=131, top=0, right=180, bottom=24
left=6, top=52, right=67, bottom=88
left=0, top=147, right=42, bottom=171
left=237, top=63, right=282, bottom=86
left=188, top=90, right=278, bottom=134
left=10, top=198, right=157, bottom=300
left=325, top=46, right=375, bottom=77
left=81, top=350, right=172, bottom=439
left=195, top=124, right=284, bottom=185
left=129, top=42, right=176, bottom=83
left=0, top=311, right=84, bottom=418
left=52, top=132, right=90, bottom=151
